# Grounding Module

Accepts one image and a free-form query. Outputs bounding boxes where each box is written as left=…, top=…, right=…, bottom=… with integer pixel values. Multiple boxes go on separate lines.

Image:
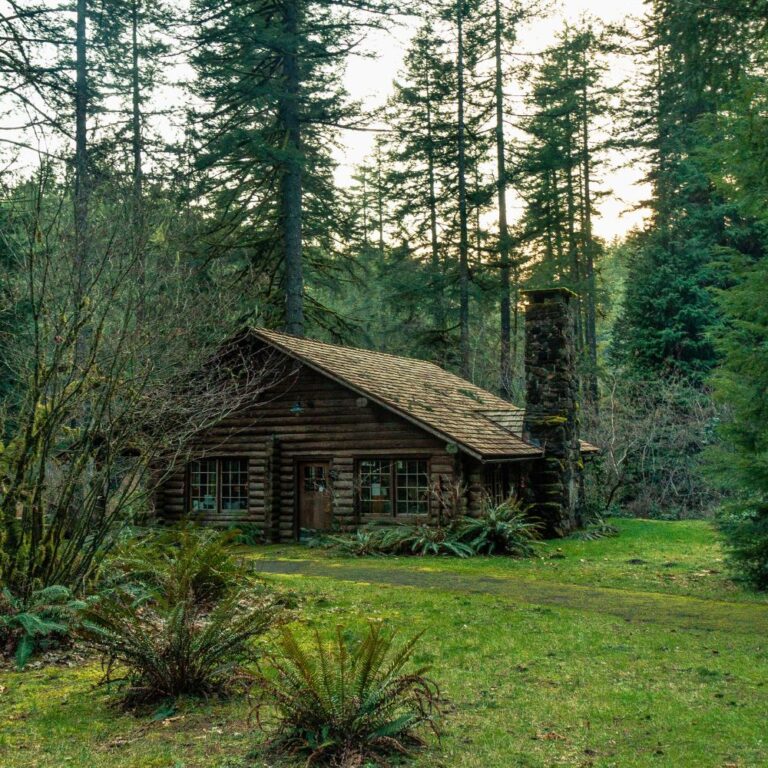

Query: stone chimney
left=522, top=287, right=581, bottom=536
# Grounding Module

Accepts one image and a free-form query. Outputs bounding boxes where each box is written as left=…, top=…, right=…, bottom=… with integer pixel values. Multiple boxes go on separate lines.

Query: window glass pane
left=221, top=458, right=248, bottom=512
left=483, top=464, right=514, bottom=506
left=395, top=459, right=429, bottom=515
left=190, top=459, right=218, bottom=512
left=304, top=465, right=327, bottom=492
left=358, top=459, right=392, bottom=515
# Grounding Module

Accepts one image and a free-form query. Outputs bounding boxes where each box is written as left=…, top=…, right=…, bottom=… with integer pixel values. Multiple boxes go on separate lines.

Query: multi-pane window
left=190, top=458, right=218, bottom=512
left=358, top=458, right=428, bottom=516
left=395, top=460, right=430, bottom=515
left=188, top=458, right=248, bottom=514
left=221, top=458, right=249, bottom=512
left=358, top=459, right=393, bottom=515
left=303, top=465, right=328, bottom=493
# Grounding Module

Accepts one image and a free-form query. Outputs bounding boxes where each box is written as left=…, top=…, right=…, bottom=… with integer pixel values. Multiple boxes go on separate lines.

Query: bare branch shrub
left=0, top=171, right=283, bottom=599
left=582, top=373, right=722, bottom=519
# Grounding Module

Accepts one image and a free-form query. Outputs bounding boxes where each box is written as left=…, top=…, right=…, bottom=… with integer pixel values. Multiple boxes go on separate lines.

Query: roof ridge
left=250, top=327, right=445, bottom=371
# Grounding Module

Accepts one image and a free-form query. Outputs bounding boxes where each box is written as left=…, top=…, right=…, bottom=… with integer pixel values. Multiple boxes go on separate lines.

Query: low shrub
left=103, top=525, right=247, bottom=607
left=228, top=523, right=265, bottom=546
left=377, top=524, right=474, bottom=558
left=457, top=499, right=542, bottom=556
left=83, top=526, right=279, bottom=705
left=323, top=500, right=544, bottom=559
left=323, top=529, right=383, bottom=557
left=569, top=518, right=620, bottom=541
left=255, top=622, right=440, bottom=767
left=0, top=586, right=85, bottom=669
left=81, top=588, right=277, bottom=705
left=717, top=502, right=768, bottom=590
left=326, top=524, right=473, bottom=558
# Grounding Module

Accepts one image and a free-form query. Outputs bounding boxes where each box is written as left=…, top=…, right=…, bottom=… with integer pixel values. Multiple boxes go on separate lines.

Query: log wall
left=155, top=360, right=461, bottom=540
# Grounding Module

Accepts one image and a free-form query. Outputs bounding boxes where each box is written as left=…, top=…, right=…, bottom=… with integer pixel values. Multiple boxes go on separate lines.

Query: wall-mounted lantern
left=290, top=401, right=304, bottom=416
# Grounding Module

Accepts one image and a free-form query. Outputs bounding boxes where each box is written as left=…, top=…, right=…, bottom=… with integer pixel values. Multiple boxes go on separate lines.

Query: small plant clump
left=0, top=586, right=85, bottom=669
left=254, top=622, right=441, bottom=767
left=322, top=498, right=541, bottom=559
left=102, top=524, right=248, bottom=606
left=81, top=526, right=279, bottom=705
left=457, top=499, right=542, bottom=555
left=570, top=518, right=620, bottom=541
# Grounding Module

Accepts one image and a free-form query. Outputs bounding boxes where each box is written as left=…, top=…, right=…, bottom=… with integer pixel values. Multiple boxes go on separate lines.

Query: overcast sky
left=337, top=0, right=649, bottom=240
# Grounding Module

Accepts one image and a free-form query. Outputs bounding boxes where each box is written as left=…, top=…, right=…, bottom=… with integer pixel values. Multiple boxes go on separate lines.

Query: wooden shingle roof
left=249, top=328, right=542, bottom=461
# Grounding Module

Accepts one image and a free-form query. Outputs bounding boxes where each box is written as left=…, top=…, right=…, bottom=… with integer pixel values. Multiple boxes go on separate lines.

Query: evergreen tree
left=517, top=21, right=613, bottom=399
left=613, top=0, right=764, bottom=381
left=705, top=57, right=768, bottom=587
left=380, top=22, right=455, bottom=360
left=189, top=0, right=389, bottom=334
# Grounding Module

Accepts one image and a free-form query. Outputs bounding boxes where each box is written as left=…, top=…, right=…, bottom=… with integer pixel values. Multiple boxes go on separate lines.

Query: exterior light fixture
left=290, top=401, right=304, bottom=416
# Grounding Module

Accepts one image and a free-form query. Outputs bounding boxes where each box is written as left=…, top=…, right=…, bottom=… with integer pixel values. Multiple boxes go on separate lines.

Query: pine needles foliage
left=254, top=622, right=441, bottom=767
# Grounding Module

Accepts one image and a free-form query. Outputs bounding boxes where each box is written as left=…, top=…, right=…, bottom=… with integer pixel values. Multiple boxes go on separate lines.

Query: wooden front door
left=297, top=462, right=332, bottom=531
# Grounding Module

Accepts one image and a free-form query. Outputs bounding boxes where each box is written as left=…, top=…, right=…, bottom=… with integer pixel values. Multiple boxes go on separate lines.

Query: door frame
left=293, top=456, right=333, bottom=539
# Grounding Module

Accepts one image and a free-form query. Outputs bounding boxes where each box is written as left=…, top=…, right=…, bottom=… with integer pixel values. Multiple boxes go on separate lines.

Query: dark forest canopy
left=0, top=0, right=767, bottom=581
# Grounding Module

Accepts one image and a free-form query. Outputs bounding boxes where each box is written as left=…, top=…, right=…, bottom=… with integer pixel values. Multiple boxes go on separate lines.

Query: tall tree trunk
left=581, top=71, right=598, bottom=405
left=130, top=0, right=145, bottom=296
left=375, top=145, right=384, bottom=256
left=130, top=0, right=143, bottom=217
left=494, top=0, right=513, bottom=398
left=425, top=71, right=445, bottom=350
left=281, top=0, right=304, bottom=336
left=74, top=0, right=89, bottom=302
left=360, top=167, right=369, bottom=249
left=456, top=0, right=470, bottom=378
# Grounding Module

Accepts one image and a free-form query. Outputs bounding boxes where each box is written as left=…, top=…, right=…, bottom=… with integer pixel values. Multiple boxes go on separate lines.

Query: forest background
left=1, top=0, right=767, bottom=584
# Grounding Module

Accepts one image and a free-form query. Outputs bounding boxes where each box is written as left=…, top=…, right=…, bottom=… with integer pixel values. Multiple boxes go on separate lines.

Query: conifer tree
left=381, top=22, right=455, bottom=359
left=517, top=21, right=612, bottom=399
left=704, top=49, right=768, bottom=587
left=189, top=0, right=390, bottom=335
left=613, top=0, right=765, bottom=381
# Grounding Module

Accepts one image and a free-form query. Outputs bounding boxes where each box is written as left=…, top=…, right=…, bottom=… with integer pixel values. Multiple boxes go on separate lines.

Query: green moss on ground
left=1, top=519, right=766, bottom=768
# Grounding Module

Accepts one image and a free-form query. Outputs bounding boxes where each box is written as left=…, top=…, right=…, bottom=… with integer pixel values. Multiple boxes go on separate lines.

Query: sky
left=336, top=0, right=649, bottom=240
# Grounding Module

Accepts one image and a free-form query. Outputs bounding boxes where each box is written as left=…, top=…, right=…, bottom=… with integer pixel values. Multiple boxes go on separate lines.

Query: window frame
left=187, top=457, right=249, bottom=515
left=483, top=463, right=519, bottom=506
left=356, top=457, right=431, bottom=518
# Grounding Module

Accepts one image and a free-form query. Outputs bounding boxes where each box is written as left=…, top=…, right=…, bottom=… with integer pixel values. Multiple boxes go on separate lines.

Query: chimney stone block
left=522, top=287, right=582, bottom=536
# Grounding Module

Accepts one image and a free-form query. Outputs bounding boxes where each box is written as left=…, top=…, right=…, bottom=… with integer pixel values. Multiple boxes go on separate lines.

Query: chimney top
left=522, top=287, right=578, bottom=304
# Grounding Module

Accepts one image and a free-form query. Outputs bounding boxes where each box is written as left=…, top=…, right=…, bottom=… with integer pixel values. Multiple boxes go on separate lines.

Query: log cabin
left=154, top=288, right=597, bottom=539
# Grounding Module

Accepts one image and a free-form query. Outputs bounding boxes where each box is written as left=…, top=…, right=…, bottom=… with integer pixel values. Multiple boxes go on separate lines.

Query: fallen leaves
left=535, top=730, right=567, bottom=741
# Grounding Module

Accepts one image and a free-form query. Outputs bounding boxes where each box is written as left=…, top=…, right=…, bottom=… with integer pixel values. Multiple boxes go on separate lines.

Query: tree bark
left=456, top=0, right=470, bottom=378
left=130, top=0, right=143, bottom=215
left=425, top=70, right=445, bottom=346
left=130, top=0, right=145, bottom=295
left=281, top=0, right=304, bottom=337
left=581, top=69, right=598, bottom=404
left=74, top=0, right=89, bottom=302
left=494, top=0, right=513, bottom=399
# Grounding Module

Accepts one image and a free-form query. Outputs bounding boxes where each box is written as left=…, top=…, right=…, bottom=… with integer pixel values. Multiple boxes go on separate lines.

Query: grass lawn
left=1, top=519, right=767, bottom=767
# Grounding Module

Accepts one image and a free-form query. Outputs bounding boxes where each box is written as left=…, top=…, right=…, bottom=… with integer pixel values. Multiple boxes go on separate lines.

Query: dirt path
left=256, top=559, right=768, bottom=636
